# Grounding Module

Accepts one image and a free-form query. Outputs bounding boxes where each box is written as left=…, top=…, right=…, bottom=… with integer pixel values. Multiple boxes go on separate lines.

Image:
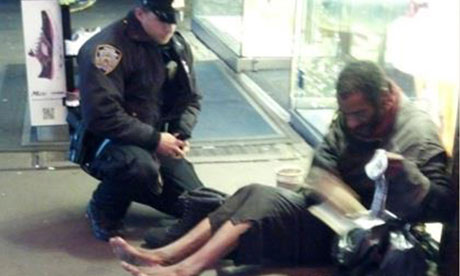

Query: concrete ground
left=0, top=153, right=328, bottom=276
left=0, top=135, right=333, bottom=276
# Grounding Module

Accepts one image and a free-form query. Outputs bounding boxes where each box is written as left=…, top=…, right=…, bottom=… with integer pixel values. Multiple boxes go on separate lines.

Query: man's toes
left=109, top=236, right=125, bottom=246
left=121, top=261, right=141, bottom=274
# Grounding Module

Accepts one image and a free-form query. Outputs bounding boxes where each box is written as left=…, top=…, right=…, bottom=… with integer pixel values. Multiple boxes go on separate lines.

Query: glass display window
left=192, top=0, right=296, bottom=71
left=293, top=0, right=408, bottom=108
left=191, top=0, right=458, bottom=152
left=240, top=0, right=296, bottom=58
left=192, top=0, right=244, bottom=56
left=192, top=0, right=298, bottom=113
left=291, top=0, right=459, bottom=152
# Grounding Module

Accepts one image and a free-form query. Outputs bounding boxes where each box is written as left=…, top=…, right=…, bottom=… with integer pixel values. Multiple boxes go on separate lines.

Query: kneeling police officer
left=72, top=0, right=204, bottom=241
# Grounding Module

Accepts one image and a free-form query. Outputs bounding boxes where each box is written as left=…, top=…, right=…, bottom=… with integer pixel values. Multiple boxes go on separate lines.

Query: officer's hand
left=173, top=133, right=190, bottom=156
left=157, top=132, right=186, bottom=159
left=182, top=140, right=190, bottom=155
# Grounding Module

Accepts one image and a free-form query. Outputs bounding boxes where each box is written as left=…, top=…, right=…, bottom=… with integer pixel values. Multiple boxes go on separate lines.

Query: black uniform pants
left=88, top=143, right=203, bottom=220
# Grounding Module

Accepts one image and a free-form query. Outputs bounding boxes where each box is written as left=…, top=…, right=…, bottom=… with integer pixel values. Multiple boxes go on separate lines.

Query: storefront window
left=191, top=0, right=458, bottom=152
left=192, top=0, right=244, bottom=55
left=192, top=0, right=297, bottom=111
left=193, top=0, right=295, bottom=59
left=291, top=0, right=459, bottom=152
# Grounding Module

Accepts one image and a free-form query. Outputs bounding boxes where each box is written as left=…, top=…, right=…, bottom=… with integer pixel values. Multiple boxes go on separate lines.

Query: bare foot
left=121, top=261, right=198, bottom=276
left=110, top=237, right=169, bottom=266
left=121, top=261, right=148, bottom=276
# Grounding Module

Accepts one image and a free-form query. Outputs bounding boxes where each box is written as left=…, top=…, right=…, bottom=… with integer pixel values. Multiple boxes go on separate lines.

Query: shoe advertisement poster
left=21, top=0, right=67, bottom=126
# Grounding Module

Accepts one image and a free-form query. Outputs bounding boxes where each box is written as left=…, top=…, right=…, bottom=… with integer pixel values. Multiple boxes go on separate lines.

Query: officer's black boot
left=86, top=197, right=130, bottom=242
left=143, top=187, right=227, bottom=248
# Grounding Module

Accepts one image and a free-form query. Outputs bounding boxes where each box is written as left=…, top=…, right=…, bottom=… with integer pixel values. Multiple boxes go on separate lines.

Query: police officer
left=76, top=0, right=204, bottom=241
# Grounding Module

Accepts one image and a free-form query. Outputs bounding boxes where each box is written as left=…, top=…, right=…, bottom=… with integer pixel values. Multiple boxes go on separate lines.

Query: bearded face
left=338, top=92, right=384, bottom=139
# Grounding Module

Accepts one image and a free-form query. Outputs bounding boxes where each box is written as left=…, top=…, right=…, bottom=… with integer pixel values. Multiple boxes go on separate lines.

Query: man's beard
left=351, top=109, right=383, bottom=139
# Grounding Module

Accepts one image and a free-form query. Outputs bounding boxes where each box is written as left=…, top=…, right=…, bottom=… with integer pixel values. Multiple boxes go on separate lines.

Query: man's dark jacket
left=76, top=12, right=201, bottom=158
left=308, top=96, right=454, bottom=223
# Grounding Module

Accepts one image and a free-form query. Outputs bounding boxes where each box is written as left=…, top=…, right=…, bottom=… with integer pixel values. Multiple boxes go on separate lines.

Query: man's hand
left=381, top=151, right=431, bottom=218
left=156, top=132, right=186, bottom=158
left=384, top=151, right=405, bottom=179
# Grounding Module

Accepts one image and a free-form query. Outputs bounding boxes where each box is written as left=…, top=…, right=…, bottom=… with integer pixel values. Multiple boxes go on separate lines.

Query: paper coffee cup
left=276, top=166, right=305, bottom=191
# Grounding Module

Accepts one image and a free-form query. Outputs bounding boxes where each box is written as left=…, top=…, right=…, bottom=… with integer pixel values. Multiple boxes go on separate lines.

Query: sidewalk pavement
left=0, top=143, right=319, bottom=276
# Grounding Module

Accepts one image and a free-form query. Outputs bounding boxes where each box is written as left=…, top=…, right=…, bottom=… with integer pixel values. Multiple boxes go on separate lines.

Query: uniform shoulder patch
left=94, top=44, right=122, bottom=75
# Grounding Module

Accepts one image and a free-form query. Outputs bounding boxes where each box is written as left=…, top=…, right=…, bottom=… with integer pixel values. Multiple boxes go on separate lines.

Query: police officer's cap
left=140, top=0, right=178, bottom=24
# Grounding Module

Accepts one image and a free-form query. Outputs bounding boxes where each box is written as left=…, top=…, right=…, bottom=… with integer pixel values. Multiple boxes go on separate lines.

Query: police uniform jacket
left=306, top=96, right=454, bottom=223
left=77, top=11, right=201, bottom=154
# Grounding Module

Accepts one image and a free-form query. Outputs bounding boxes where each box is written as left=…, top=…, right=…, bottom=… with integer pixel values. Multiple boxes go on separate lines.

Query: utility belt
left=67, top=109, right=182, bottom=175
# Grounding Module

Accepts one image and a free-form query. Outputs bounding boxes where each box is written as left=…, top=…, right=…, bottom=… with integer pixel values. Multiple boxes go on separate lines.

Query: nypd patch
left=94, top=44, right=122, bottom=75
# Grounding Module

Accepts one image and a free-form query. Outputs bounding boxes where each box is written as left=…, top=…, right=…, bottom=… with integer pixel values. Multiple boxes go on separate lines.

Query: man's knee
left=237, top=183, right=277, bottom=196
left=236, top=183, right=304, bottom=208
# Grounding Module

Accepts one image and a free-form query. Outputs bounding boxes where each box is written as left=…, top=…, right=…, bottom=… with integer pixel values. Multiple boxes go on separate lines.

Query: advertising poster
left=21, top=0, right=67, bottom=126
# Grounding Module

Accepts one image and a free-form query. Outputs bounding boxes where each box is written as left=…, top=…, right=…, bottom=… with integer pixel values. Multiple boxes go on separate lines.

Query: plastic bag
left=332, top=149, right=439, bottom=275
left=332, top=220, right=439, bottom=276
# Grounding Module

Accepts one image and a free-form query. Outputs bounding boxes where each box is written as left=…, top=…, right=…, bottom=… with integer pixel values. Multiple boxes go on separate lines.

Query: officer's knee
left=129, top=157, right=160, bottom=185
left=110, top=145, right=160, bottom=185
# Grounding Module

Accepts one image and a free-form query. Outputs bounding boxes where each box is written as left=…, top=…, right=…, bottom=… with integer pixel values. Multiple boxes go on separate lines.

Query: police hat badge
left=141, top=0, right=178, bottom=24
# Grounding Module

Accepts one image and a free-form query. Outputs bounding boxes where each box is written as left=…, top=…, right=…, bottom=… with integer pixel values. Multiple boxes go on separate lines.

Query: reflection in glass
left=193, top=0, right=244, bottom=55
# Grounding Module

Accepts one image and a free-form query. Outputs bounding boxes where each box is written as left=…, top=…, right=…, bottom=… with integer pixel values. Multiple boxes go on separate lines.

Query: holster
left=66, top=107, right=101, bottom=174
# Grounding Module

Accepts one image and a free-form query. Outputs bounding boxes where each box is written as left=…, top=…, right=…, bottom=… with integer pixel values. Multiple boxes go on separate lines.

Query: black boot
left=86, top=199, right=126, bottom=241
left=143, top=187, right=227, bottom=248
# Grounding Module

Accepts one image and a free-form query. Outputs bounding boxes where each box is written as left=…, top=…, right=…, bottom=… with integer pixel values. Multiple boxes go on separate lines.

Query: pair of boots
left=143, top=187, right=228, bottom=248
